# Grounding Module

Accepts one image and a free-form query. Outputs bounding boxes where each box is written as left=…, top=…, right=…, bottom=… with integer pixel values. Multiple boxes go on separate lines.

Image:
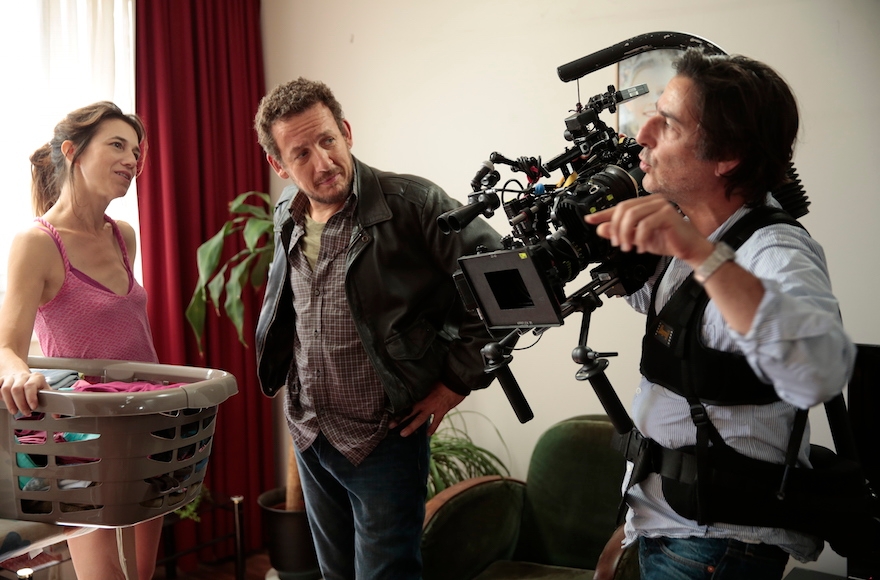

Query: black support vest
left=619, top=205, right=811, bottom=530
left=639, top=205, right=803, bottom=405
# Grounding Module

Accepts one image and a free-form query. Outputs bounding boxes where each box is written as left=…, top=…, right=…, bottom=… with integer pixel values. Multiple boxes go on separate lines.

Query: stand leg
left=232, top=495, right=245, bottom=580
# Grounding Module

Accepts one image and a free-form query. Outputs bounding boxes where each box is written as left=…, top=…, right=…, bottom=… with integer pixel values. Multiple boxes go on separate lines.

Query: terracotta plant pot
left=257, top=487, right=321, bottom=580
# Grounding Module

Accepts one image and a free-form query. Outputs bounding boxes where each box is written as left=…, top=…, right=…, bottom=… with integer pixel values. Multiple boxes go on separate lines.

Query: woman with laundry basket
left=0, top=102, right=163, bottom=580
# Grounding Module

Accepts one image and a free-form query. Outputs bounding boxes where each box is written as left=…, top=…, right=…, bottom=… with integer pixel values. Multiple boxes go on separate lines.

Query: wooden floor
left=152, top=551, right=274, bottom=580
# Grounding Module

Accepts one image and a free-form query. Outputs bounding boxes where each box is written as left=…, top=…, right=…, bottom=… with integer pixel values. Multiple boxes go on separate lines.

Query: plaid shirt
left=285, top=189, right=389, bottom=466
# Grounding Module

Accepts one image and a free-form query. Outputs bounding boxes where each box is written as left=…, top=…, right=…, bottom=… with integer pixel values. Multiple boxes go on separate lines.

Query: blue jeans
left=639, top=536, right=789, bottom=580
left=295, top=425, right=429, bottom=580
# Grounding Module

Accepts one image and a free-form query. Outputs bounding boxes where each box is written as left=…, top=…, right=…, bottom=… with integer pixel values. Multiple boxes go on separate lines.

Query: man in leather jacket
left=253, top=77, right=499, bottom=580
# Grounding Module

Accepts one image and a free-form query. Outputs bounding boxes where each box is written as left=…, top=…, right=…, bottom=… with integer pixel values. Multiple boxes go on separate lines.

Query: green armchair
left=421, top=414, right=639, bottom=580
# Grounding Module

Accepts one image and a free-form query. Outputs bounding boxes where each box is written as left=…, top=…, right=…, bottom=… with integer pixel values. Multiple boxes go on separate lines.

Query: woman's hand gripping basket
left=0, top=357, right=237, bottom=527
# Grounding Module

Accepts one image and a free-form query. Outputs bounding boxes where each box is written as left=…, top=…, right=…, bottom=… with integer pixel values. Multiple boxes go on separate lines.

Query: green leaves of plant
left=185, top=191, right=274, bottom=354
left=427, top=410, right=510, bottom=499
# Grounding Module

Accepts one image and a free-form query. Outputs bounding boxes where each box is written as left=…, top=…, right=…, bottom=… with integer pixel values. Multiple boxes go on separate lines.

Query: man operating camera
left=586, top=48, right=855, bottom=579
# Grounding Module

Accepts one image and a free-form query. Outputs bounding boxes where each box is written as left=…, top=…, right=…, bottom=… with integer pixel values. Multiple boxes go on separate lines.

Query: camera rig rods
left=482, top=274, right=636, bottom=434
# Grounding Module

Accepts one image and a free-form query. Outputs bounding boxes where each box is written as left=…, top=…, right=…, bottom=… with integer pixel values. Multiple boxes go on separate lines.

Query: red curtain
left=135, top=0, right=275, bottom=565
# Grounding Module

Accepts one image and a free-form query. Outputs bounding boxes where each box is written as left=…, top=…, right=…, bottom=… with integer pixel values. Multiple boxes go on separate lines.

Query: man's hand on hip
left=390, top=382, right=465, bottom=437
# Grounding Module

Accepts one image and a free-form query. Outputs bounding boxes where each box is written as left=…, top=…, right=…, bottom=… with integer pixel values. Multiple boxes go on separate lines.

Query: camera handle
left=482, top=330, right=534, bottom=423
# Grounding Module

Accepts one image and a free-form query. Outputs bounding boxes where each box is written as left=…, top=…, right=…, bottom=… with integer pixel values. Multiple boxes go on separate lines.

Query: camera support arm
left=566, top=282, right=635, bottom=435
left=481, top=272, right=637, bottom=433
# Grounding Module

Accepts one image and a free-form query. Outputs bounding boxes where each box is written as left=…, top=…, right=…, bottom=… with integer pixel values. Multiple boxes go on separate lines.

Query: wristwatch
left=693, top=242, right=735, bottom=285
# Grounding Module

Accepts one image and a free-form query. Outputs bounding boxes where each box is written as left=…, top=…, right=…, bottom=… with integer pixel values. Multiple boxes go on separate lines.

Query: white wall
left=261, top=0, right=880, bottom=575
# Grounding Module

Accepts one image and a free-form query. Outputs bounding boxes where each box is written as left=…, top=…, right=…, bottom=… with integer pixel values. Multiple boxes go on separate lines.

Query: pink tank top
left=33, top=217, right=158, bottom=363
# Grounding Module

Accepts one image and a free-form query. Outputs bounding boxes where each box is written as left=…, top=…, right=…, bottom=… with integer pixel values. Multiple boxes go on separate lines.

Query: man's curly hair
left=254, top=77, right=346, bottom=159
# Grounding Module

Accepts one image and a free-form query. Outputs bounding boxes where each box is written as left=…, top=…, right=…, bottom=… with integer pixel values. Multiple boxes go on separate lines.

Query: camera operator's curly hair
left=675, top=49, right=799, bottom=206
left=254, top=77, right=346, bottom=159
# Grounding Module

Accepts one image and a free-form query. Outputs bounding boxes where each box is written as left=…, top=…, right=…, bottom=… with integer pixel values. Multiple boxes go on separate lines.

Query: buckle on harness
left=689, top=402, right=710, bottom=428
left=613, top=429, right=652, bottom=463
left=614, top=429, right=659, bottom=491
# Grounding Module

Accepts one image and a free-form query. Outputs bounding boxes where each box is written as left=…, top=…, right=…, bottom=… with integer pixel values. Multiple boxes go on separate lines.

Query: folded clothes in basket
left=15, top=379, right=188, bottom=490
left=31, top=368, right=82, bottom=390
left=17, top=434, right=97, bottom=491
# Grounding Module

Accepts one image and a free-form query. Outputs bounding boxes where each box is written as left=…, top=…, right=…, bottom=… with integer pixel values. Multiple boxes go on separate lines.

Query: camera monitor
left=458, top=247, right=564, bottom=330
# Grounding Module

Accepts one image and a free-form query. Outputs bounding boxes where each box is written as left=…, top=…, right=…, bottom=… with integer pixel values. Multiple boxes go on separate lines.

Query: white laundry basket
left=0, top=356, right=237, bottom=527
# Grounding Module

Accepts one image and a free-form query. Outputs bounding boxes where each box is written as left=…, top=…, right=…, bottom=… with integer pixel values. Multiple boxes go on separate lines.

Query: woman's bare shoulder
left=10, top=222, right=58, bottom=255
left=5, top=223, right=63, bottom=292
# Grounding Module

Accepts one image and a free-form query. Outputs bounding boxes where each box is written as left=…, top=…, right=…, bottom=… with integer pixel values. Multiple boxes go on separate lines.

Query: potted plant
left=186, top=191, right=320, bottom=578
left=187, top=191, right=509, bottom=576
left=185, top=191, right=306, bottom=504
left=256, top=450, right=319, bottom=579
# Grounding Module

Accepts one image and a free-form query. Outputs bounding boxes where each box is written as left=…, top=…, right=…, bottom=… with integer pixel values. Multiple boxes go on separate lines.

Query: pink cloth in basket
left=67, top=380, right=187, bottom=393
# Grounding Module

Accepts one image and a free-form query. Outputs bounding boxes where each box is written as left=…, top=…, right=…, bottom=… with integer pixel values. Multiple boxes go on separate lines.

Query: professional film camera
left=439, top=32, right=808, bottom=424
left=439, top=83, right=654, bottom=334
left=439, top=82, right=658, bottom=424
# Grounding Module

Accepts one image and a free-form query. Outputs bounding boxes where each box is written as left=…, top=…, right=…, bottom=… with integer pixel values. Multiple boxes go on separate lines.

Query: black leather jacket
left=255, top=157, right=501, bottom=414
